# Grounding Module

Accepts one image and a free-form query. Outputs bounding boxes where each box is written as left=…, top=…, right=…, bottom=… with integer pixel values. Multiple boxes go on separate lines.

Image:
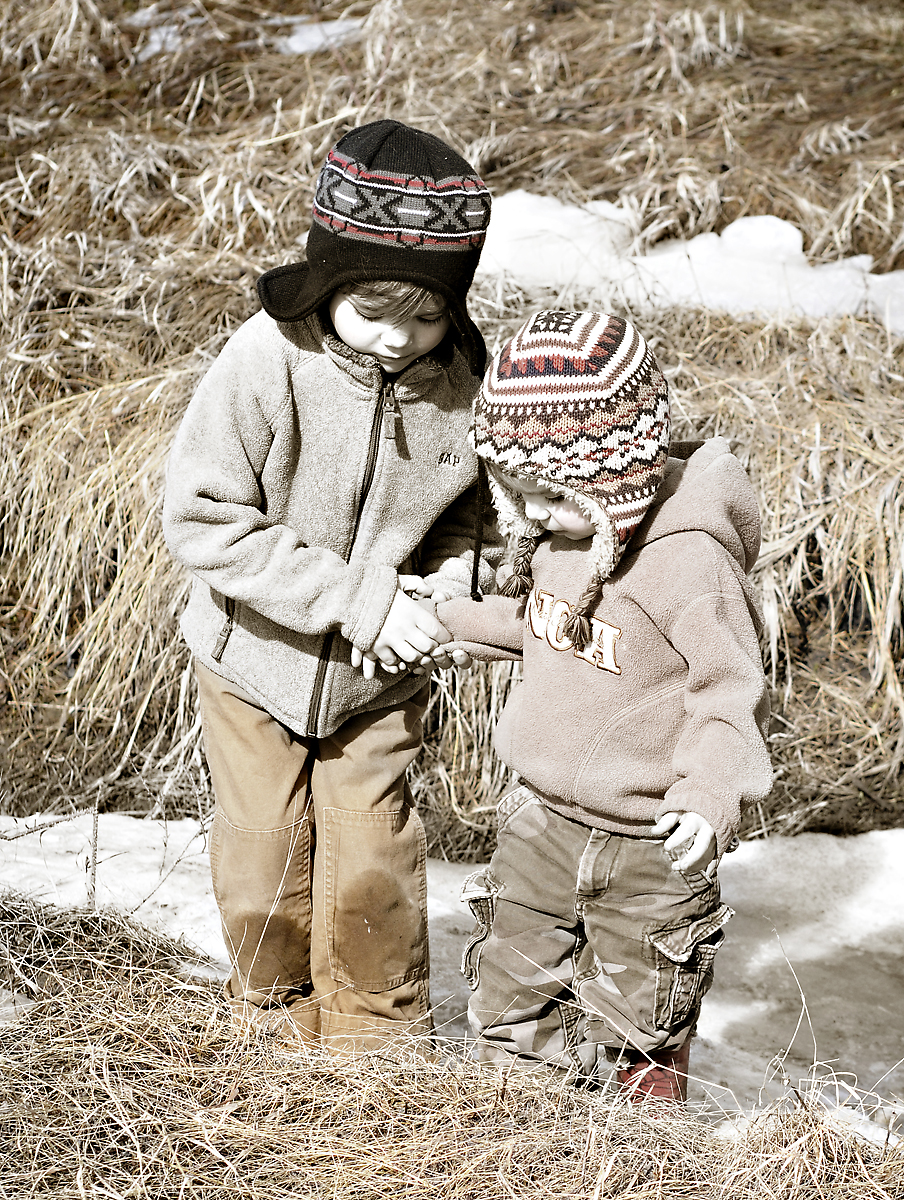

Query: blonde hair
left=338, top=280, right=447, bottom=323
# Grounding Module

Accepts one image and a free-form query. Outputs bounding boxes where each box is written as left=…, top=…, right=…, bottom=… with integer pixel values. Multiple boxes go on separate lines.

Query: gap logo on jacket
left=526, top=588, right=622, bottom=675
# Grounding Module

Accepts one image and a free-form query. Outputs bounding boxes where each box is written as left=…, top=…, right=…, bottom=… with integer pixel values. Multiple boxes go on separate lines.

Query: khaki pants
left=196, top=663, right=432, bottom=1052
left=461, top=787, right=732, bottom=1079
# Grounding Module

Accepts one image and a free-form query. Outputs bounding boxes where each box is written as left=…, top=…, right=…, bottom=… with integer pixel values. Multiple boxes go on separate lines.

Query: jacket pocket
left=460, top=870, right=498, bottom=990
left=649, top=904, right=733, bottom=1030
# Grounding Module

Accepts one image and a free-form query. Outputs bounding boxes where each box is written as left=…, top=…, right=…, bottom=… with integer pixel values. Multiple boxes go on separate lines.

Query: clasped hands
left=350, top=576, right=473, bottom=680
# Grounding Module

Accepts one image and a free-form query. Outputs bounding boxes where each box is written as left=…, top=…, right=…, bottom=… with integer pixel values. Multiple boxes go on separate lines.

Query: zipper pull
left=382, top=381, right=399, bottom=440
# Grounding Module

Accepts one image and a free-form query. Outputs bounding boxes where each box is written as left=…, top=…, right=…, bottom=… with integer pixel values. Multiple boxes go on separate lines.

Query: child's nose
left=524, top=497, right=549, bottom=520
left=382, top=322, right=414, bottom=349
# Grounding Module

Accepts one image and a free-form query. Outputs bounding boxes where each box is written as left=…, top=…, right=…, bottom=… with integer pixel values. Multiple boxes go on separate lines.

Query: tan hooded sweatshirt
left=437, top=438, right=772, bottom=855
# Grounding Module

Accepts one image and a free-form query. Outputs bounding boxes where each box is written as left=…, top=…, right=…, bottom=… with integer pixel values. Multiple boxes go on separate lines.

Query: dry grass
left=1, top=0, right=902, bottom=850
left=1, top=890, right=902, bottom=1198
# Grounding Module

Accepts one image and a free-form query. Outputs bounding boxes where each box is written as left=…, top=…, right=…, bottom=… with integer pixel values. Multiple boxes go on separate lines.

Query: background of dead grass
left=1, top=0, right=902, bottom=855
left=1, top=891, right=902, bottom=1199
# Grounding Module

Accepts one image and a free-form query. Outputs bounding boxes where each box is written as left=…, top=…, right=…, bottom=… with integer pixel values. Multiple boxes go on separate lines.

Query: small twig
left=87, top=799, right=99, bottom=910
left=0, top=811, right=90, bottom=841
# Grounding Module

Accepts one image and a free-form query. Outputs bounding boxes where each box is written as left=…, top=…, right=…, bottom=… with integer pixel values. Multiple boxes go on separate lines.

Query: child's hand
left=402, top=577, right=456, bottom=605
left=350, top=643, right=472, bottom=678
left=350, top=646, right=381, bottom=680
left=413, top=645, right=474, bottom=672
left=369, top=589, right=451, bottom=674
left=652, top=811, right=718, bottom=876
left=398, top=574, right=433, bottom=598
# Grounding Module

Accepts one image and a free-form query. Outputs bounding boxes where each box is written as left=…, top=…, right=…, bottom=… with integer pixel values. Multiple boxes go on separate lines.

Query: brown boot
left=226, top=984, right=320, bottom=1047
left=617, top=1040, right=690, bottom=1103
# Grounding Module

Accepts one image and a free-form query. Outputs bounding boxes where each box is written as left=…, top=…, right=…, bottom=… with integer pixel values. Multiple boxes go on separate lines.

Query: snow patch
left=275, top=20, right=363, bottom=56
left=477, top=189, right=904, bottom=333
left=2, top=815, right=902, bottom=1111
left=123, top=6, right=362, bottom=60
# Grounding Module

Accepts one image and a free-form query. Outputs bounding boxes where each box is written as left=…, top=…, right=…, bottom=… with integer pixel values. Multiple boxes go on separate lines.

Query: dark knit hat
left=257, top=120, right=492, bottom=370
left=472, top=310, right=670, bottom=640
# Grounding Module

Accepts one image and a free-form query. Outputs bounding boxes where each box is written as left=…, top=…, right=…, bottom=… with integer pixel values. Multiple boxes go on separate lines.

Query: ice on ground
left=124, top=6, right=363, bottom=60
left=477, top=189, right=904, bottom=333
left=275, top=20, right=364, bottom=56
left=2, top=815, right=902, bottom=1117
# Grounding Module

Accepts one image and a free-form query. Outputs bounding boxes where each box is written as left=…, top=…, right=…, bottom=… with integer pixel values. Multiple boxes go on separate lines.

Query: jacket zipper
left=305, top=377, right=394, bottom=733
left=211, top=596, right=235, bottom=663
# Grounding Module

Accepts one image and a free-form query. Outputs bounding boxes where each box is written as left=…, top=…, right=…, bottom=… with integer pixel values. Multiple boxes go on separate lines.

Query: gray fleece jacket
left=436, top=439, right=772, bottom=855
left=163, top=309, right=498, bottom=738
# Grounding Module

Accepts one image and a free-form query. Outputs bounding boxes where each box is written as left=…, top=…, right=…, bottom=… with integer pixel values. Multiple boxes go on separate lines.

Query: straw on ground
left=1, top=891, right=901, bottom=1199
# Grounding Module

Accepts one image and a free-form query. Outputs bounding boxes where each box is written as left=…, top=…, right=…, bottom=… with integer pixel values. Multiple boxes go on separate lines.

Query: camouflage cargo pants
left=461, top=786, right=732, bottom=1078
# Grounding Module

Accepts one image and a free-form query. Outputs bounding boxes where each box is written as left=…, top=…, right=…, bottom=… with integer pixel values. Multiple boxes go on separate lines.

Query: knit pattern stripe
left=313, top=148, right=490, bottom=250
left=473, top=312, right=669, bottom=549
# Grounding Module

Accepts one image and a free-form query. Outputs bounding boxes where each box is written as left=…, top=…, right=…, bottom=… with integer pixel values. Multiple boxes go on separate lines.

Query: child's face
left=496, top=470, right=597, bottom=540
left=328, top=289, right=450, bottom=373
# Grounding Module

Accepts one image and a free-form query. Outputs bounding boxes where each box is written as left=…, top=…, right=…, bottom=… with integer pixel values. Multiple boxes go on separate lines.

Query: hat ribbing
left=473, top=310, right=670, bottom=608
left=257, top=120, right=492, bottom=370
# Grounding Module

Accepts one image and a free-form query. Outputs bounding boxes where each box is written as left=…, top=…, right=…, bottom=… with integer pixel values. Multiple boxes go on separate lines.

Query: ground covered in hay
left=1, top=892, right=902, bottom=1199
left=1, top=0, right=902, bottom=855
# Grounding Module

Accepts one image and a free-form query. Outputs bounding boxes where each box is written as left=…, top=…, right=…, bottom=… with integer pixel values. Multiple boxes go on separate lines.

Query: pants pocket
left=460, top=870, right=498, bottom=990
left=210, top=806, right=314, bottom=997
left=649, top=904, right=733, bottom=1031
left=322, top=805, right=428, bottom=993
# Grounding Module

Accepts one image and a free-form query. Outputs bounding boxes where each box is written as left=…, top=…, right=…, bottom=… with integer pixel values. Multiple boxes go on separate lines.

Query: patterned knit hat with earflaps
left=472, top=310, right=670, bottom=647
left=256, top=120, right=492, bottom=371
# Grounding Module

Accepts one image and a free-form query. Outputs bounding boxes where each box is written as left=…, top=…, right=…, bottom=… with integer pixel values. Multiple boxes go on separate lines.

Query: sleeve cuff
left=341, top=563, right=400, bottom=650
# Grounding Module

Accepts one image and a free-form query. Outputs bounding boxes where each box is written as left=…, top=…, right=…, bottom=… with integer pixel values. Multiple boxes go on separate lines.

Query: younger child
left=433, top=310, right=772, bottom=1100
left=163, top=120, right=498, bottom=1052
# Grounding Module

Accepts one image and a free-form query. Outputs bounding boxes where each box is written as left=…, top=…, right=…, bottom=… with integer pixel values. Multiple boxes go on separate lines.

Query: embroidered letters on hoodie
left=526, top=589, right=621, bottom=674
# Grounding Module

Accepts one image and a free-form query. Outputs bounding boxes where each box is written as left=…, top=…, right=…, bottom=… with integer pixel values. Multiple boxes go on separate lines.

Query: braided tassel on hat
left=500, top=535, right=542, bottom=599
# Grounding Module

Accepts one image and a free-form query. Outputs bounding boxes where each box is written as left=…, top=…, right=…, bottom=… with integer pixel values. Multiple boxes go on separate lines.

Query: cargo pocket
left=649, top=904, right=734, bottom=1031
left=322, top=805, right=428, bottom=993
left=460, top=870, right=498, bottom=990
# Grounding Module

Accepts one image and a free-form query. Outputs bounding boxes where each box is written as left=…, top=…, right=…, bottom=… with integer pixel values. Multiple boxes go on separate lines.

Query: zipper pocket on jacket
left=306, top=379, right=390, bottom=733
left=211, top=596, right=235, bottom=662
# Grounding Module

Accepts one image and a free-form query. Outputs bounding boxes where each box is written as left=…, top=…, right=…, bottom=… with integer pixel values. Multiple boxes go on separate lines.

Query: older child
left=432, top=310, right=772, bottom=1100
left=163, top=120, right=497, bottom=1053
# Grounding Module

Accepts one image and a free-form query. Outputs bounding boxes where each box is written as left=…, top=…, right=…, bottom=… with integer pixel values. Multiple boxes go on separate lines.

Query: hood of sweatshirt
left=627, top=436, right=761, bottom=578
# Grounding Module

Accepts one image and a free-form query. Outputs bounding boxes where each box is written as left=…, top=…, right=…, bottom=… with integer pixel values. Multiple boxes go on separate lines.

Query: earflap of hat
left=257, top=262, right=313, bottom=322
left=587, top=519, right=621, bottom=584
left=446, top=305, right=487, bottom=374
left=481, top=466, right=543, bottom=541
